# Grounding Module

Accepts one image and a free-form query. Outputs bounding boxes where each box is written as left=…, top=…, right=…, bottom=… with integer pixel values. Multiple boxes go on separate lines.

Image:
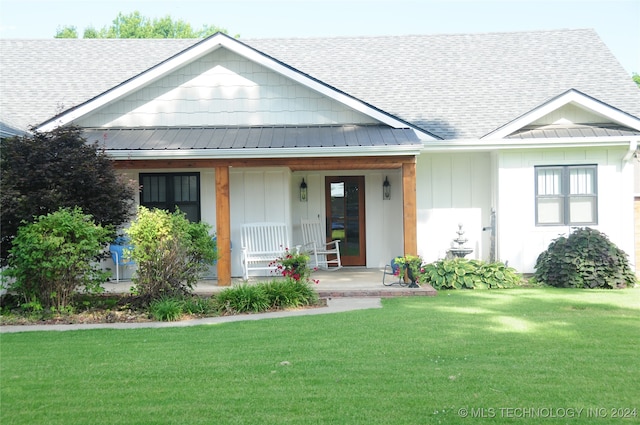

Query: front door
left=325, top=176, right=366, bottom=266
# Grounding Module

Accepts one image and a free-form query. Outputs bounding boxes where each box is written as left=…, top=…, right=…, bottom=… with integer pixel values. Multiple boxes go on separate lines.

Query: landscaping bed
left=1, top=287, right=326, bottom=326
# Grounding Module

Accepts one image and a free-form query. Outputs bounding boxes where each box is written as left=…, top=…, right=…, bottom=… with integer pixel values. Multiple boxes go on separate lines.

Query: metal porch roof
left=506, top=124, right=640, bottom=139
left=83, top=125, right=420, bottom=151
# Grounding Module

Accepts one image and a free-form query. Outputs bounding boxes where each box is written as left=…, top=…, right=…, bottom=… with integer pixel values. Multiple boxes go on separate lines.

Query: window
left=535, top=165, right=597, bottom=226
left=140, top=173, right=200, bottom=222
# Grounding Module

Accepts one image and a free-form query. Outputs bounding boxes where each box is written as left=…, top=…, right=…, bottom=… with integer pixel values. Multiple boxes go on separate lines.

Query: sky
left=0, top=0, right=638, bottom=75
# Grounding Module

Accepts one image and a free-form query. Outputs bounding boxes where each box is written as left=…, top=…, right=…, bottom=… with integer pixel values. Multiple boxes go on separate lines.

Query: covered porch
left=113, top=154, right=420, bottom=286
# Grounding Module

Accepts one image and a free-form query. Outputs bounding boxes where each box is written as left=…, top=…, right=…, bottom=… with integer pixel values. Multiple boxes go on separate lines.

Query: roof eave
left=421, top=136, right=640, bottom=153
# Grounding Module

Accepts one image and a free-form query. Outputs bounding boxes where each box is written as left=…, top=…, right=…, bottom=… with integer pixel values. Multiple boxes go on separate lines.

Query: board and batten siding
left=495, top=147, right=634, bottom=274
left=76, top=49, right=377, bottom=128
left=415, top=152, right=492, bottom=263
left=290, top=170, right=405, bottom=269
left=229, top=167, right=292, bottom=277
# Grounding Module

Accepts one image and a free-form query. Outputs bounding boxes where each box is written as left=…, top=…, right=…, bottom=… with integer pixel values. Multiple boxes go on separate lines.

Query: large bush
left=0, top=126, right=136, bottom=264
left=125, top=207, right=216, bottom=301
left=533, top=227, right=636, bottom=289
left=421, top=258, right=522, bottom=290
left=3, top=207, right=111, bottom=311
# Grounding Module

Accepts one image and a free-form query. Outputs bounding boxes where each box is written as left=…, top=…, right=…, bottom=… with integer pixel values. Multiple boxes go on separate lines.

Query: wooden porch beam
left=215, top=166, right=232, bottom=286
left=402, top=160, right=417, bottom=256
left=113, top=156, right=416, bottom=171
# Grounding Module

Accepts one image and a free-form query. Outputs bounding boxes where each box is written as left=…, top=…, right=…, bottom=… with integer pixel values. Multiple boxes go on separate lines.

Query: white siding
left=230, top=168, right=292, bottom=277
left=531, top=103, right=610, bottom=125
left=415, top=153, right=492, bottom=263
left=77, top=49, right=377, bottom=128
left=290, top=170, right=404, bottom=269
left=496, top=147, right=634, bottom=273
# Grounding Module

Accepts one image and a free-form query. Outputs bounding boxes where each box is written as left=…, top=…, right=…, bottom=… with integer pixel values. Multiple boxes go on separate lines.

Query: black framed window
left=535, top=165, right=597, bottom=226
left=140, top=173, right=200, bottom=222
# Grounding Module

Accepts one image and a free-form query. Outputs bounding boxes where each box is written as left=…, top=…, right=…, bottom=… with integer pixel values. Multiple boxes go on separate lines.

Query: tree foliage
left=633, top=73, right=640, bottom=88
left=0, top=126, right=136, bottom=264
left=55, top=11, right=231, bottom=39
left=54, top=25, right=78, bottom=38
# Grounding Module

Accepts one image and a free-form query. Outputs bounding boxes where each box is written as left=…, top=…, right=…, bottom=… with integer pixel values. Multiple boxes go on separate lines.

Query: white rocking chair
left=301, top=218, right=342, bottom=270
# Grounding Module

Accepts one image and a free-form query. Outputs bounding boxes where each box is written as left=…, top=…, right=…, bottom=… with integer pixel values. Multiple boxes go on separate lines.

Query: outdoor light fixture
left=383, top=176, right=391, bottom=200
left=300, top=178, right=308, bottom=202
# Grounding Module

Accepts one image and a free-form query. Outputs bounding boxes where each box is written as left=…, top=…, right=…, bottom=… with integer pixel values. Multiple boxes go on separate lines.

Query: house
left=1, top=29, right=639, bottom=285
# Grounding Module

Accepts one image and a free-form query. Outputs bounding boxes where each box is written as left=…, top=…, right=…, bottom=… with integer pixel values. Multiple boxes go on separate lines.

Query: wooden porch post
left=215, top=166, right=232, bottom=286
left=402, top=160, right=418, bottom=256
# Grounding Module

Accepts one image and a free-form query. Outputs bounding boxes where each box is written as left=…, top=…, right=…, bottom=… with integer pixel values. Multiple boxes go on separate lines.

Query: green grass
left=2, top=288, right=639, bottom=424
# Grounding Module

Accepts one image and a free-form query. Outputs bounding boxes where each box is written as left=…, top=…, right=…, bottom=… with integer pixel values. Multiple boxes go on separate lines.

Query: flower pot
left=406, top=265, right=420, bottom=288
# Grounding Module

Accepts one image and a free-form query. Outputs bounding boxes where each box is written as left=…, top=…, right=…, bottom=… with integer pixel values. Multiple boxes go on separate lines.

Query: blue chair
left=109, top=238, right=135, bottom=283
left=382, top=257, right=403, bottom=286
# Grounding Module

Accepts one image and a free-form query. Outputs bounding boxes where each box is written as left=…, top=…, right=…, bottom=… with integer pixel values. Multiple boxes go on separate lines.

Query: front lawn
left=1, top=288, right=638, bottom=424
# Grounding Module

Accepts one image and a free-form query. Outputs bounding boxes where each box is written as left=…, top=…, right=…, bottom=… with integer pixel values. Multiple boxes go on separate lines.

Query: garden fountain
left=448, top=223, right=473, bottom=258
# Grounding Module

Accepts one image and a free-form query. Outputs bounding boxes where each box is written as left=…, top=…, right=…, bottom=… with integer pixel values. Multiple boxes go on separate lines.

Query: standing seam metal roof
left=82, top=125, right=420, bottom=151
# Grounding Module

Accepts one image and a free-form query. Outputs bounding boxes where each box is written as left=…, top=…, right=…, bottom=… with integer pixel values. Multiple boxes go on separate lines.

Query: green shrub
left=149, top=296, right=184, bottom=321
left=421, top=258, right=522, bottom=290
left=3, top=207, right=111, bottom=311
left=215, top=284, right=270, bottom=314
left=533, top=227, right=636, bottom=289
left=263, top=279, right=319, bottom=309
left=126, top=207, right=216, bottom=301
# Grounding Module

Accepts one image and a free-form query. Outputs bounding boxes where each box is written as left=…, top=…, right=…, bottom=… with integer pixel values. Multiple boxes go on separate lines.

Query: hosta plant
left=421, top=258, right=522, bottom=290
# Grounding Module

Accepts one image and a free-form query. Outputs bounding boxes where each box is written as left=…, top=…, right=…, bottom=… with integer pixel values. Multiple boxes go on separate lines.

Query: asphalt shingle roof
left=1, top=29, right=638, bottom=140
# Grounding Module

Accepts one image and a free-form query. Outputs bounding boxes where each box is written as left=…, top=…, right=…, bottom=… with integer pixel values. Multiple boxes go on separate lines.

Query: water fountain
left=448, top=223, right=473, bottom=258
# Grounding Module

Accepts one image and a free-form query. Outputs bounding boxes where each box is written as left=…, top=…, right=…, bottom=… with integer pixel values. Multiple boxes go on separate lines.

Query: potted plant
left=270, top=249, right=319, bottom=284
left=393, top=255, right=423, bottom=288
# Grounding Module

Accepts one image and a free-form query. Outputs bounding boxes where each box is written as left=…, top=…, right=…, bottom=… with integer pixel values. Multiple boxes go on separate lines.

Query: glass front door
left=325, top=176, right=366, bottom=266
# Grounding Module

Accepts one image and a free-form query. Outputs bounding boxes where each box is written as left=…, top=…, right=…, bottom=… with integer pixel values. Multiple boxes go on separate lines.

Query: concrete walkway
left=0, top=297, right=382, bottom=333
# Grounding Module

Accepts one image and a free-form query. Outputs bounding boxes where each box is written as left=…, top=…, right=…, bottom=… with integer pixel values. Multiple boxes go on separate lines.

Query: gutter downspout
left=623, top=138, right=639, bottom=162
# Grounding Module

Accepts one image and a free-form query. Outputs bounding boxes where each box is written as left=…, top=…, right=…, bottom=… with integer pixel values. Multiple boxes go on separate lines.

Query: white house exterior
left=1, top=30, right=639, bottom=284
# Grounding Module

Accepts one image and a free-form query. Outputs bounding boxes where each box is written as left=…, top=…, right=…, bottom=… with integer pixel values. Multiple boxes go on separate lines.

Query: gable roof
left=486, top=89, right=640, bottom=139
left=1, top=29, right=639, bottom=140
left=35, top=33, right=431, bottom=138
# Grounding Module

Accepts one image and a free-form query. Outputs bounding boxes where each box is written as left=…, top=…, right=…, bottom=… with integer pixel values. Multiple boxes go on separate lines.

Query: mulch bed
left=0, top=295, right=328, bottom=326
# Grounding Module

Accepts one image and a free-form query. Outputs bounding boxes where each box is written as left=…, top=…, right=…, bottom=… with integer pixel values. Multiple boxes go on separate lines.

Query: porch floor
left=103, top=267, right=437, bottom=298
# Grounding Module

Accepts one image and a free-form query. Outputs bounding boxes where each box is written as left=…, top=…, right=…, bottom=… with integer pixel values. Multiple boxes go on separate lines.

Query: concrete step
left=317, top=284, right=437, bottom=298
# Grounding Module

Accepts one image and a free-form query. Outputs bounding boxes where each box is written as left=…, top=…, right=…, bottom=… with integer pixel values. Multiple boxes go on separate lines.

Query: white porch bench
left=240, top=222, right=293, bottom=280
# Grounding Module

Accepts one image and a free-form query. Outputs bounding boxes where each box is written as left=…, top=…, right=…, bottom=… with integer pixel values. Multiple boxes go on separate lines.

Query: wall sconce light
left=383, top=176, right=391, bottom=200
left=300, top=178, right=308, bottom=202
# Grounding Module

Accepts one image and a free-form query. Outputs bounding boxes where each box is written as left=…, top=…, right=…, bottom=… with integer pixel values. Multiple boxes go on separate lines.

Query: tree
left=54, top=25, right=78, bottom=38
left=0, top=126, right=136, bottom=264
left=633, top=73, right=640, bottom=88
left=54, top=11, right=232, bottom=39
